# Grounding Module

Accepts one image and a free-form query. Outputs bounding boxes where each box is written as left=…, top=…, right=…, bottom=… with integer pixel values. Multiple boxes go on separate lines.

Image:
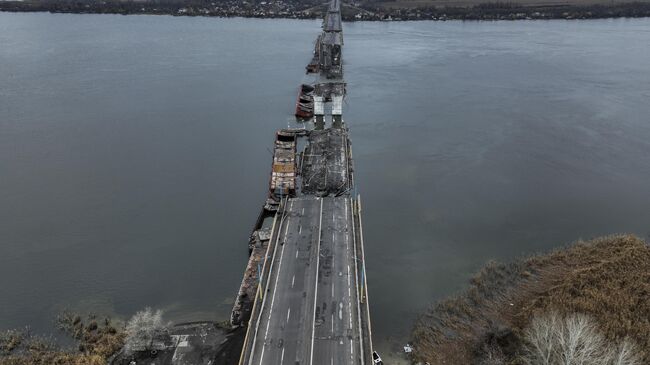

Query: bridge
left=232, top=2, right=376, bottom=364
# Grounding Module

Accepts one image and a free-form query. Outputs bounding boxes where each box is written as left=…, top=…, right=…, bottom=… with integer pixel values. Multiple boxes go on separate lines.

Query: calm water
left=1, top=13, right=650, bottom=357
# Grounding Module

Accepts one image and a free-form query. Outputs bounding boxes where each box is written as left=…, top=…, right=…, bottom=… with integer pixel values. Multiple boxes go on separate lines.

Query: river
left=1, top=13, right=649, bottom=359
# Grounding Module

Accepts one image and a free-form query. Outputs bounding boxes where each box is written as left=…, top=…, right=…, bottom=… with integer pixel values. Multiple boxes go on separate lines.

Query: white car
left=372, top=351, right=383, bottom=364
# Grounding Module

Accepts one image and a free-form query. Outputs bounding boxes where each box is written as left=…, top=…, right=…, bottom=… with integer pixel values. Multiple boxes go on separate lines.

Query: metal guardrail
left=238, top=199, right=285, bottom=365
left=356, top=194, right=375, bottom=362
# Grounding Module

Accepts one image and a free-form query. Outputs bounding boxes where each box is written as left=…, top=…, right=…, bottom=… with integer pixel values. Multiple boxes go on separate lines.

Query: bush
left=124, top=308, right=169, bottom=354
left=0, top=312, right=124, bottom=365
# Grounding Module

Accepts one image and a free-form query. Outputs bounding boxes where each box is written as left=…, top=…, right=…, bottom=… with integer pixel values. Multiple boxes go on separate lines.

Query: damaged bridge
left=231, top=1, right=376, bottom=364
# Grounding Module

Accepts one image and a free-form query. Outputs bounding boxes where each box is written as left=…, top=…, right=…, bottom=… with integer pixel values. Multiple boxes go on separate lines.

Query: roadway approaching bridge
left=244, top=194, right=370, bottom=365
left=232, top=1, right=376, bottom=364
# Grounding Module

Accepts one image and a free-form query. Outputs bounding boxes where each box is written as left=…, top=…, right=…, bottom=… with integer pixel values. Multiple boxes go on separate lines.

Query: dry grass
left=0, top=313, right=125, bottom=365
left=411, top=234, right=650, bottom=364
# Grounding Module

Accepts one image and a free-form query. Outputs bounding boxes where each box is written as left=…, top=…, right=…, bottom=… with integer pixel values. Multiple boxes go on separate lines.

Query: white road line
left=302, top=208, right=305, bottom=215
left=299, top=225, right=302, bottom=234
left=259, top=345, right=265, bottom=364
left=291, top=275, right=295, bottom=288
left=284, top=217, right=291, bottom=238
left=287, top=308, right=291, bottom=323
left=281, top=347, right=285, bottom=365
left=295, top=249, right=298, bottom=259
left=331, top=313, right=334, bottom=332
left=248, top=198, right=290, bottom=365
left=351, top=197, right=365, bottom=365
left=258, top=202, right=292, bottom=365
left=309, top=198, right=324, bottom=365
left=332, top=283, right=334, bottom=298
left=349, top=300, right=352, bottom=327
left=347, top=264, right=351, bottom=298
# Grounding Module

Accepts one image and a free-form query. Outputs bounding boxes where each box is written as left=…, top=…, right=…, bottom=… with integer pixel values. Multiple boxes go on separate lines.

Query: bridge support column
left=332, top=95, right=343, bottom=127
left=314, top=95, right=325, bottom=129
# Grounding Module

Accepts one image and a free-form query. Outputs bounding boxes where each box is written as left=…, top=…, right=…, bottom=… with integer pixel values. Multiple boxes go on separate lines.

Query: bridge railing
left=238, top=198, right=286, bottom=365
left=354, top=194, right=375, bottom=364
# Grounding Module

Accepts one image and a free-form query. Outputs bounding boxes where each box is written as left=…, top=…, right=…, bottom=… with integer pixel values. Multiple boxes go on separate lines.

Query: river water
left=1, top=13, right=649, bottom=358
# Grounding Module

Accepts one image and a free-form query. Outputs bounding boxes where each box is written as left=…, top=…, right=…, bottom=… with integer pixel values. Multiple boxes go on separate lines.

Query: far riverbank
left=2, top=0, right=650, bottom=21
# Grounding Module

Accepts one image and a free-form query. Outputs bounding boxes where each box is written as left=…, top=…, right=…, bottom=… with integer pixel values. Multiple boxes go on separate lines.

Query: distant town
left=2, top=0, right=650, bottom=20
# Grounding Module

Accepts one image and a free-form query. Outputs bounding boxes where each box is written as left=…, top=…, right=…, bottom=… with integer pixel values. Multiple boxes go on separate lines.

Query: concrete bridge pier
left=314, top=95, right=325, bottom=129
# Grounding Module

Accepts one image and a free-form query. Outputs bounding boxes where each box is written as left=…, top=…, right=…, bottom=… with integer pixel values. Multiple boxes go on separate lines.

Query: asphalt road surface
left=247, top=196, right=364, bottom=365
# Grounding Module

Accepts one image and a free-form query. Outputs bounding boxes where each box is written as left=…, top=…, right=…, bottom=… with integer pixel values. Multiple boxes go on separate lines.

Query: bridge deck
left=247, top=196, right=364, bottom=365
left=237, top=0, right=374, bottom=363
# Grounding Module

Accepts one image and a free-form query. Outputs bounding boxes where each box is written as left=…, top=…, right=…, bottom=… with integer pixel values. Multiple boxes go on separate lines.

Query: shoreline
left=2, top=2, right=650, bottom=21
left=411, top=235, right=650, bottom=364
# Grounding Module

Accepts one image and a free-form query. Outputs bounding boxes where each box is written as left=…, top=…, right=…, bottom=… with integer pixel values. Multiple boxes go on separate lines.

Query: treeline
left=0, top=0, right=322, bottom=18
left=2, top=0, right=650, bottom=19
left=352, top=1, right=650, bottom=20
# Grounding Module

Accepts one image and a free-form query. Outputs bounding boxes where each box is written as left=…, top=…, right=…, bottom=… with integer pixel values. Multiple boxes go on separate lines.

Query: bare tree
left=124, top=307, right=169, bottom=354
left=520, top=312, right=642, bottom=365
left=609, top=340, right=643, bottom=365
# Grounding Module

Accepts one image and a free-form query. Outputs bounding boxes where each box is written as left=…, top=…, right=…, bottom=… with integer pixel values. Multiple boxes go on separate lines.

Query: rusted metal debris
left=269, top=130, right=297, bottom=198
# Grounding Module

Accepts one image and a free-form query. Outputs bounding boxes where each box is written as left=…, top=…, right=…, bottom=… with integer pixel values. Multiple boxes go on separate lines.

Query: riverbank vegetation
left=411, top=234, right=650, bottom=364
left=0, top=313, right=124, bottom=365
left=0, top=309, right=241, bottom=365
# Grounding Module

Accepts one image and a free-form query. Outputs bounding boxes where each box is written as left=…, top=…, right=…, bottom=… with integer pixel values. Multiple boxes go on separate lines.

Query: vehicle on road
left=373, top=351, right=383, bottom=365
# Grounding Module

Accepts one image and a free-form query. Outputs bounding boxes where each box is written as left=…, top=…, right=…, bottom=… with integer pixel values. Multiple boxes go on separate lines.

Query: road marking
left=295, top=250, right=298, bottom=259
left=332, top=283, right=334, bottom=298
left=284, top=217, right=290, bottom=238
left=339, top=302, right=343, bottom=320
left=309, top=198, right=324, bottom=365
left=302, top=208, right=305, bottom=215
left=331, top=313, right=334, bottom=332
left=347, top=264, right=351, bottom=298
left=291, top=275, right=295, bottom=288
left=349, top=299, right=353, bottom=327
left=281, top=347, right=285, bottom=365
left=299, top=225, right=302, bottom=234
left=248, top=198, right=290, bottom=365
left=351, top=197, right=365, bottom=365
left=258, top=202, right=292, bottom=365
left=287, top=307, right=291, bottom=323
left=259, top=345, right=265, bottom=364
